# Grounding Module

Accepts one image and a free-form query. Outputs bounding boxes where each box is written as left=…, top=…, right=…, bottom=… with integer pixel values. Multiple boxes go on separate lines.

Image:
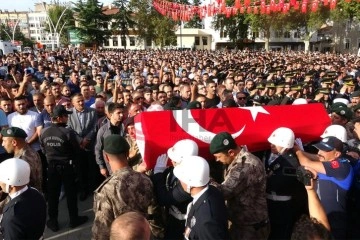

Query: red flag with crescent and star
left=135, top=104, right=330, bottom=169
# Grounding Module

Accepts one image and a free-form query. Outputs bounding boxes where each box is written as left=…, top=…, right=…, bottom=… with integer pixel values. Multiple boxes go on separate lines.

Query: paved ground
left=44, top=194, right=94, bottom=240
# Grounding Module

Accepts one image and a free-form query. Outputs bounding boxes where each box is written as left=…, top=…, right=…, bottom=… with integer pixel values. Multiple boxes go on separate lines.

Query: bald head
left=110, top=212, right=151, bottom=240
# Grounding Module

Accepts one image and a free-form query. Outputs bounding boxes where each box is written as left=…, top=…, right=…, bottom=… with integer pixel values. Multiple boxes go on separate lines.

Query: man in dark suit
left=173, top=156, right=229, bottom=240
left=68, top=93, right=98, bottom=201
left=0, top=158, right=46, bottom=239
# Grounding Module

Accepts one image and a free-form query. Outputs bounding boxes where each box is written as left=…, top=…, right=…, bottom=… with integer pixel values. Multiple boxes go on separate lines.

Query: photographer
left=292, top=166, right=332, bottom=240
left=295, top=136, right=353, bottom=240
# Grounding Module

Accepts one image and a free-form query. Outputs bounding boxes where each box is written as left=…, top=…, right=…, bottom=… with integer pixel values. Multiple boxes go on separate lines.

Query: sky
left=0, top=0, right=111, bottom=12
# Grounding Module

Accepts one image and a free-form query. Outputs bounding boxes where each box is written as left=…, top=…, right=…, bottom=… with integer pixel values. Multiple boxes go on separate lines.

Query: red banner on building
left=135, top=104, right=330, bottom=169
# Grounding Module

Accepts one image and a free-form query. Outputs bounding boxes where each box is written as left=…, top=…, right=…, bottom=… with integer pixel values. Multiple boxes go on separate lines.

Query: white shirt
left=8, top=110, right=40, bottom=151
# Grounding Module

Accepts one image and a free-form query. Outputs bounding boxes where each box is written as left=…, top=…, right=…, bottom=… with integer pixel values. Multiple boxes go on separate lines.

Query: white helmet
left=173, top=156, right=210, bottom=190
left=0, top=158, right=30, bottom=192
left=268, top=127, right=295, bottom=149
left=292, top=98, right=308, bottom=105
left=333, top=98, right=349, bottom=106
left=321, top=124, right=347, bottom=143
left=167, top=139, right=199, bottom=163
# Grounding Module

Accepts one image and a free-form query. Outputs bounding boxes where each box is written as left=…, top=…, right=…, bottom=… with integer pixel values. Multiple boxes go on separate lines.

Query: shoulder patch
left=331, top=160, right=339, bottom=169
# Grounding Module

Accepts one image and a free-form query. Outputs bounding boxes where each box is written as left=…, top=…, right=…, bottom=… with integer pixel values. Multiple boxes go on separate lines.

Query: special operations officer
left=40, top=105, right=88, bottom=232
left=92, top=134, right=163, bottom=240
left=210, top=132, right=270, bottom=239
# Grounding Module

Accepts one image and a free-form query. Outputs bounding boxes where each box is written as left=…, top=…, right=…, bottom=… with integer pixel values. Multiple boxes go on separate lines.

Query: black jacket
left=1, top=187, right=46, bottom=240
left=185, top=185, right=229, bottom=240
left=40, top=123, right=81, bottom=162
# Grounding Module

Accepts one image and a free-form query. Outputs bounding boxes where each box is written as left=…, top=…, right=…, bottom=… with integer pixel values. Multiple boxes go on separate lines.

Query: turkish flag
left=135, top=104, right=330, bottom=169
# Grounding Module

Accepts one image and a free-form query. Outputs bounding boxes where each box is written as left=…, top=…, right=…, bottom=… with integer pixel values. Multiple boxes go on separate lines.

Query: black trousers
left=47, top=161, right=78, bottom=221
left=37, top=150, right=48, bottom=195
left=77, top=150, right=103, bottom=193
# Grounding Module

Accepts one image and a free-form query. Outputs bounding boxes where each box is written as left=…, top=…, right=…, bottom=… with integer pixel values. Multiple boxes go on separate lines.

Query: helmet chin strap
left=186, top=185, right=192, bottom=194
left=279, top=147, right=287, bottom=155
left=4, top=184, right=10, bottom=194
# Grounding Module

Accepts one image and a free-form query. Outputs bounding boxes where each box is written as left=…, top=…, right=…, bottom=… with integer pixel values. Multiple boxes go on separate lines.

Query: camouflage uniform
left=125, top=135, right=143, bottom=171
left=14, top=145, right=43, bottom=193
left=92, top=166, right=161, bottom=240
left=212, top=148, right=269, bottom=240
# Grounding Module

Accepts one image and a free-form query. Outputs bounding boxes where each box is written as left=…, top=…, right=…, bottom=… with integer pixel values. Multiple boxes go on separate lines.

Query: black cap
left=52, top=105, right=72, bottom=118
left=313, top=136, right=343, bottom=152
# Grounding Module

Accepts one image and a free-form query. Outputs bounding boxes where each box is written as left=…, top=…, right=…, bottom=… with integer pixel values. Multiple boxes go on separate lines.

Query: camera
left=296, top=166, right=313, bottom=186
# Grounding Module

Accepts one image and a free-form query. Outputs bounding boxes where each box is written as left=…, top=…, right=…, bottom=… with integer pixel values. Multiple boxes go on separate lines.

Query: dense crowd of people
left=0, top=48, right=359, bottom=239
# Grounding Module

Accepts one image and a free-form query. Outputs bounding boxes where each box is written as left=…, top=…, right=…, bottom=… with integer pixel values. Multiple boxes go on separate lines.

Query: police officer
left=173, top=155, right=229, bottom=240
left=210, top=132, right=270, bottom=240
left=40, top=105, right=88, bottom=232
left=265, top=127, right=307, bottom=239
left=92, top=134, right=162, bottom=240
left=151, top=139, right=198, bottom=240
left=0, top=158, right=46, bottom=239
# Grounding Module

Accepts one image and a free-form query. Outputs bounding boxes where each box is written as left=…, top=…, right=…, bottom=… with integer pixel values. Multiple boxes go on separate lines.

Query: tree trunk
left=264, top=29, right=270, bottom=52
left=264, top=38, right=270, bottom=52
left=304, top=40, right=310, bottom=52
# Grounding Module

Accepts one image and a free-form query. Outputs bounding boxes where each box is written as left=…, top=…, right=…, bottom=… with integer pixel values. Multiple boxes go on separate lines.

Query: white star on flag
left=239, top=106, right=270, bottom=121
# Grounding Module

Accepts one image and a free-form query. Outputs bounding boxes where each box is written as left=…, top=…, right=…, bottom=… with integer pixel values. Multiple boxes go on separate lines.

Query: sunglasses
left=238, top=97, right=246, bottom=100
left=134, top=97, right=144, bottom=100
left=174, top=90, right=180, bottom=93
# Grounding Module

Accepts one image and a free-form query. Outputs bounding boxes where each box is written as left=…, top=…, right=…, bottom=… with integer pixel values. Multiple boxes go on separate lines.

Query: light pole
left=40, top=1, right=69, bottom=50
left=1, top=18, right=20, bottom=42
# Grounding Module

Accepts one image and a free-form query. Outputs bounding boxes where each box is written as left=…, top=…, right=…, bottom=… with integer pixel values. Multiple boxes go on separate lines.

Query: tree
left=73, top=0, right=111, bottom=50
left=130, top=0, right=177, bottom=48
left=213, top=13, right=248, bottom=48
left=0, top=23, right=34, bottom=47
left=330, top=0, right=360, bottom=22
left=112, top=0, right=136, bottom=50
left=245, top=13, right=285, bottom=51
left=44, top=3, right=75, bottom=46
left=283, top=6, right=330, bottom=52
left=184, top=0, right=203, bottom=28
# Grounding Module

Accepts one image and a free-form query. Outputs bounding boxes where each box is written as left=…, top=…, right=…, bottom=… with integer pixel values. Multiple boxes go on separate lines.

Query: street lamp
left=40, top=1, right=69, bottom=50
left=1, top=18, right=20, bottom=42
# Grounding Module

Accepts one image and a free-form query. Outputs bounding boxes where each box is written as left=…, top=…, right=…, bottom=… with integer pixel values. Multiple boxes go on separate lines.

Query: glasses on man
left=134, top=97, right=144, bottom=101
left=238, top=97, right=246, bottom=100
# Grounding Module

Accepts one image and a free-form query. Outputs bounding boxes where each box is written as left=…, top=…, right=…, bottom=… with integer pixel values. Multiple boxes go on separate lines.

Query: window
left=294, top=31, right=300, bottom=38
left=284, top=31, right=291, bottom=38
left=220, top=30, right=227, bottom=38
left=345, top=38, right=350, bottom=49
left=113, top=37, right=118, bottom=46
left=202, top=37, right=208, bottom=45
left=30, top=30, right=36, bottom=34
left=146, top=38, right=152, bottom=47
left=274, top=31, right=282, bottom=38
left=130, top=37, right=135, bottom=46
left=252, top=31, right=259, bottom=38
left=195, top=36, right=200, bottom=45
left=104, top=39, right=109, bottom=46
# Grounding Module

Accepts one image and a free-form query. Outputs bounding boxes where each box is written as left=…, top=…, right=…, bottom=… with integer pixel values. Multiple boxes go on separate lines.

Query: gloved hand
left=294, top=138, right=304, bottom=151
left=154, top=153, right=168, bottom=174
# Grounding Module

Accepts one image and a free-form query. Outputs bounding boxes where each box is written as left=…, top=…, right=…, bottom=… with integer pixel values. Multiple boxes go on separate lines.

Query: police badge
left=190, top=216, right=196, bottom=227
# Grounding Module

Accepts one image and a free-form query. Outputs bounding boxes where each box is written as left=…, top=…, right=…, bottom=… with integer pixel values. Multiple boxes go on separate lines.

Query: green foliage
left=0, top=23, right=34, bottom=47
left=184, top=0, right=203, bottom=28
left=330, top=0, right=360, bottom=21
left=73, top=0, right=111, bottom=49
left=282, top=6, right=330, bottom=40
left=112, top=0, right=136, bottom=49
left=213, top=13, right=248, bottom=46
left=129, top=0, right=177, bottom=47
